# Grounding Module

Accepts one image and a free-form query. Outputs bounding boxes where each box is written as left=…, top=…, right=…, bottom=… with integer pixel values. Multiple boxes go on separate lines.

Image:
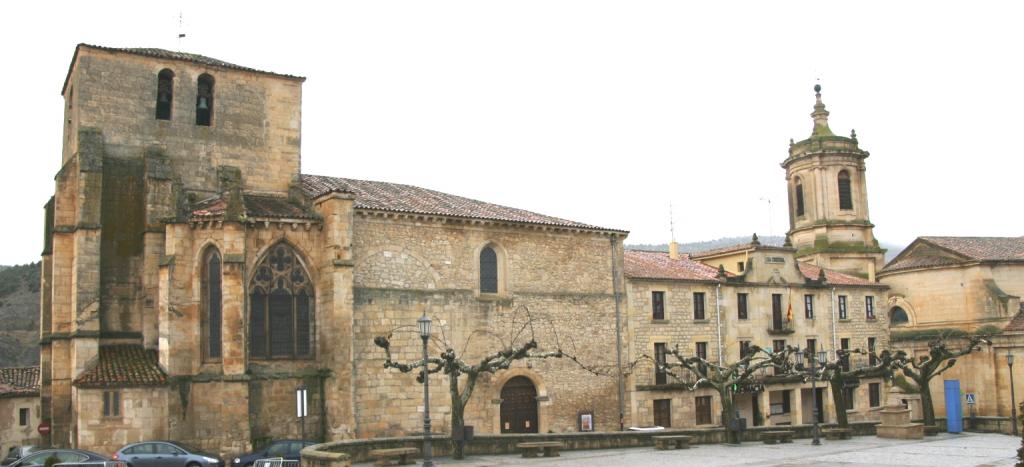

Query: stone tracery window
left=201, top=248, right=222, bottom=361
left=249, top=243, right=314, bottom=359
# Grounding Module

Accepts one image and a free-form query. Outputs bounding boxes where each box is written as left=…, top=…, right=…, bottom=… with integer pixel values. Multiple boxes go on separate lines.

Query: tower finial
left=810, top=83, right=833, bottom=137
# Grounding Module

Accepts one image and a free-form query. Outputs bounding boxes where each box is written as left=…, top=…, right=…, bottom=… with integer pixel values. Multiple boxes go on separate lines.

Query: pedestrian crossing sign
left=965, top=393, right=976, bottom=405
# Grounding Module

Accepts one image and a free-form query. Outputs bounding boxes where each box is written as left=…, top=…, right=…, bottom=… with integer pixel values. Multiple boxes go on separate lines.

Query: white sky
left=1, top=1, right=1022, bottom=265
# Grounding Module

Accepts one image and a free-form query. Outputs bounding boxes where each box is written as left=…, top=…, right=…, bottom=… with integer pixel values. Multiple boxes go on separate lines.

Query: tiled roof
left=882, top=236, right=1024, bottom=273
left=1005, top=311, right=1024, bottom=333
left=301, top=174, right=624, bottom=232
left=919, top=236, right=1024, bottom=262
left=624, top=250, right=725, bottom=282
left=797, top=262, right=877, bottom=286
left=73, top=345, right=168, bottom=388
left=190, top=194, right=320, bottom=221
left=688, top=242, right=753, bottom=259
left=0, top=367, right=39, bottom=397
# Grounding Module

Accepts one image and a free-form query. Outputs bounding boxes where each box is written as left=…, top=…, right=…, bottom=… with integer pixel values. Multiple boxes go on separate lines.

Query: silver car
left=113, top=442, right=221, bottom=467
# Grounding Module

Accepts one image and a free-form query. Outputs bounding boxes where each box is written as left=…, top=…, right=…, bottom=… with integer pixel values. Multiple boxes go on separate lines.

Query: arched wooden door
left=500, top=376, right=538, bottom=434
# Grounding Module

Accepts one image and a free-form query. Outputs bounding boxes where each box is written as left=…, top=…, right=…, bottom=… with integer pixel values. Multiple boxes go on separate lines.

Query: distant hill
left=627, top=235, right=904, bottom=263
left=0, top=262, right=40, bottom=368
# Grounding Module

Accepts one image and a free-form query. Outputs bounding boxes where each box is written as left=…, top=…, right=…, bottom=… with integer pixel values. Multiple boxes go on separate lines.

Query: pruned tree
left=894, top=335, right=990, bottom=427
left=657, top=344, right=797, bottom=444
left=374, top=306, right=563, bottom=460
left=817, top=348, right=904, bottom=428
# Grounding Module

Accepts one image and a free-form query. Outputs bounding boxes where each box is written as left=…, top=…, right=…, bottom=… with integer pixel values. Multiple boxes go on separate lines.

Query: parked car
left=5, top=449, right=112, bottom=467
left=230, top=441, right=314, bottom=467
left=113, top=442, right=221, bottom=467
left=2, top=446, right=40, bottom=466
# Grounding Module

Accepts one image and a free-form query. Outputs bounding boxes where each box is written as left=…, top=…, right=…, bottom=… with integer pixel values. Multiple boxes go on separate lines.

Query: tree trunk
left=719, top=386, right=739, bottom=444
left=830, top=375, right=849, bottom=428
left=449, top=375, right=466, bottom=460
left=919, top=378, right=936, bottom=427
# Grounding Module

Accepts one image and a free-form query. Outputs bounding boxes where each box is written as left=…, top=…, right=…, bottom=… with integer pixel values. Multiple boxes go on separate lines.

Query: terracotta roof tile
left=79, top=44, right=304, bottom=80
left=190, top=194, right=319, bottom=221
left=797, top=262, right=876, bottom=286
left=0, top=367, right=39, bottom=397
left=624, top=250, right=725, bottom=282
left=919, top=236, right=1024, bottom=262
left=301, top=174, right=623, bottom=232
left=73, top=345, right=167, bottom=388
left=1006, top=311, right=1024, bottom=333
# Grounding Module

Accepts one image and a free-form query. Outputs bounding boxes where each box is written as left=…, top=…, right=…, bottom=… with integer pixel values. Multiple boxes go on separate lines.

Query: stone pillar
left=791, top=387, right=804, bottom=426
left=221, top=223, right=247, bottom=375
left=142, top=149, right=174, bottom=350
left=759, top=390, right=772, bottom=426
left=314, top=192, right=356, bottom=439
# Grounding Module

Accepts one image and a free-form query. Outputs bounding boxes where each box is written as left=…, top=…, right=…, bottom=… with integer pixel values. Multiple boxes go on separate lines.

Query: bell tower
left=782, top=85, right=885, bottom=280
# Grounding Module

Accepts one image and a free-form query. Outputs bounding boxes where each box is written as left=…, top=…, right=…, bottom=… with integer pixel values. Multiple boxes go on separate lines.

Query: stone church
left=41, top=44, right=628, bottom=455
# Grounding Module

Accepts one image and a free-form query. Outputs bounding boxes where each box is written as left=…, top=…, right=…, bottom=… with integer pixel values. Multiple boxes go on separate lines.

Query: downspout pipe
left=610, top=236, right=626, bottom=431
left=716, top=283, right=723, bottom=366
left=830, top=287, right=838, bottom=358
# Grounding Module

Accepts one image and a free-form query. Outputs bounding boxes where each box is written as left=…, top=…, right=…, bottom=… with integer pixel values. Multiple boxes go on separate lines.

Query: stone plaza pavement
left=354, top=432, right=1020, bottom=466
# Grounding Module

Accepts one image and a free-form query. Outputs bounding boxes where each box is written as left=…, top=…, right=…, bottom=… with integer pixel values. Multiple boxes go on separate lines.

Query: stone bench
left=652, top=435, right=692, bottom=450
left=761, top=430, right=795, bottom=444
left=822, top=428, right=852, bottom=440
left=516, top=441, right=563, bottom=458
left=367, top=447, right=418, bottom=466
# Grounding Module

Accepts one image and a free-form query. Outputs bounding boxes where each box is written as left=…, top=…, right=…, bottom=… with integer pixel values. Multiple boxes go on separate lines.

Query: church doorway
left=500, top=376, right=538, bottom=434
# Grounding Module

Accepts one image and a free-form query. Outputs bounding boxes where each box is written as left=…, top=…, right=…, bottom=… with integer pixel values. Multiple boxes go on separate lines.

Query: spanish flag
left=786, top=301, right=793, bottom=322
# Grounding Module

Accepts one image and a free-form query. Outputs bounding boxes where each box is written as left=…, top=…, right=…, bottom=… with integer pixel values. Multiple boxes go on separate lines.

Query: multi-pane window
left=102, top=391, right=121, bottom=417
left=840, top=338, right=851, bottom=371
left=18, top=408, right=28, bottom=426
left=695, top=396, right=713, bottom=425
left=695, top=342, right=708, bottom=361
left=196, top=73, right=214, bottom=126
left=804, top=294, right=814, bottom=319
left=480, top=246, right=498, bottom=293
left=739, top=340, right=751, bottom=359
left=838, top=170, right=853, bottom=210
left=250, top=244, right=315, bottom=359
left=866, top=296, right=875, bottom=320
left=869, top=383, right=881, bottom=407
left=843, top=387, right=855, bottom=410
left=693, top=292, right=706, bottom=320
left=806, top=339, right=817, bottom=357
left=654, top=343, right=668, bottom=385
left=652, top=291, right=665, bottom=320
left=653, top=399, right=671, bottom=428
left=737, top=293, right=748, bottom=320
left=838, top=295, right=848, bottom=320
left=156, top=69, right=174, bottom=120
left=795, top=182, right=805, bottom=217
left=202, top=249, right=222, bottom=361
left=868, top=337, right=877, bottom=365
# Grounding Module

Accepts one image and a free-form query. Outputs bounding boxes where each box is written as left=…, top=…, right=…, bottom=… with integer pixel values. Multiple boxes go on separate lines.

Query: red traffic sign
left=37, top=422, right=51, bottom=435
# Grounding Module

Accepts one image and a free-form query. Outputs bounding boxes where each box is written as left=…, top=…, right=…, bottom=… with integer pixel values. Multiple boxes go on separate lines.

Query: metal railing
left=254, top=458, right=299, bottom=467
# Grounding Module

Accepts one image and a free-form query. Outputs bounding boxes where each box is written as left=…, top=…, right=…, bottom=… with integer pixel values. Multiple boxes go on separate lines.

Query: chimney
left=669, top=241, right=680, bottom=260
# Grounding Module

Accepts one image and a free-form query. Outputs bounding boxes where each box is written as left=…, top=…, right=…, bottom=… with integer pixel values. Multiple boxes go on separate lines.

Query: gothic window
left=838, top=170, right=853, bottom=210
left=249, top=244, right=314, bottom=359
left=196, top=73, right=214, bottom=126
left=890, top=306, right=910, bottom=326
left=795, top=180, right=805, bottom=217
left=201, top=248, right=223, bottom=361
left=156, top=69, right=174, bottom=120
left=480, top=246, right=498, bottom=294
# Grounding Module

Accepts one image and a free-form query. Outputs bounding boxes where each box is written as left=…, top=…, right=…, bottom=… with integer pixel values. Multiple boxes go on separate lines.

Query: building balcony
left=767, top=323, right=795, bottom=335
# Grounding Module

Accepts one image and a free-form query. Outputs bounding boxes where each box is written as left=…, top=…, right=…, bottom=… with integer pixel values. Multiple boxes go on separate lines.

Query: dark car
left=113, top=442, right=221, bottom=467
left=230, top=441, right=314, bottom=467
left=6, top=449, right=112, bottom=467
left=2, top=446, right=40, bottom=466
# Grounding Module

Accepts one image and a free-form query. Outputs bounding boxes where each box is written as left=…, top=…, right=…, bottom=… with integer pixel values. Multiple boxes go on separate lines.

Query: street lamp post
left=418, top=312, right=435, bottom=467
left=1009, top=351, right=1018, bottom=437
left=798, top=349, right=825, bottom=446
